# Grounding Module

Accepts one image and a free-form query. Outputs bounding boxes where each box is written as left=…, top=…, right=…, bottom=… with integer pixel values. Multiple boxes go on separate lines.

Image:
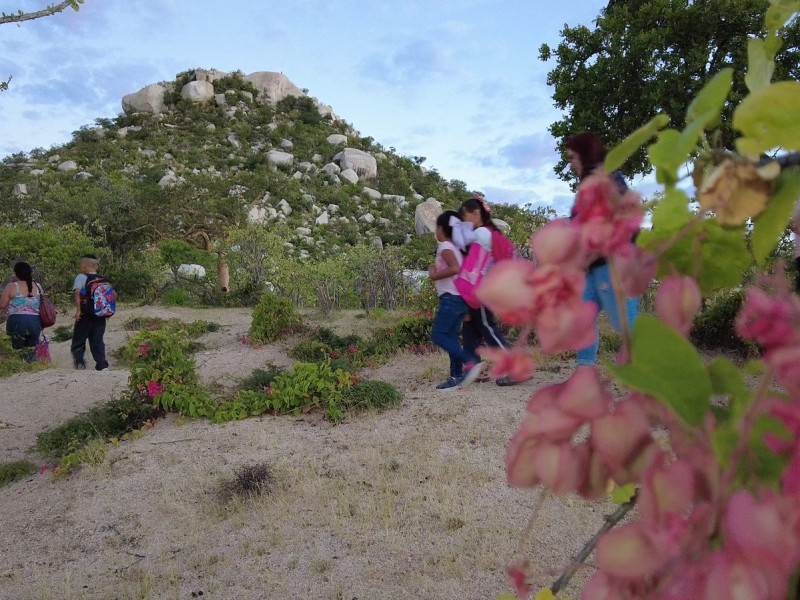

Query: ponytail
left=13, top=261, right=34, bottom=297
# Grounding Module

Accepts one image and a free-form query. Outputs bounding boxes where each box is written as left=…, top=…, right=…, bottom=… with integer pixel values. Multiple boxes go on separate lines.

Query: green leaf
left=712, top=425, right=738, bottom=467
left=707, top=357, right=753, bottom=421
left=734, top=81, right=800, bottom=154
left=686, top=68, right=733, bottom=126
left=749, top=414, right=791, bottom=488
left=604, top=113, right=670, bottom=173
left=697, top=219, right=752, bottom=294
left=752, top=167, right=800, bottom=265
left=608, top=315, right=711, bottom=426
left=765, top=0, right=800, bottom=33
left=652, top=187, right=693, bottom=230
left=745, top=38, right=776, bottom=94
left=611, top=482, right=637, bottom=504
left=648, top=129, right=684, bottom=185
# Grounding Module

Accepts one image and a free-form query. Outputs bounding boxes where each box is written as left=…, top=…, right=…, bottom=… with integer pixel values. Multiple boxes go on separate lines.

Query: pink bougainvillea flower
left=506, top=560, right=532, bottom=600
left=476, top=259, right=539, bottom=325
left=701, top=550, right=772, bottom=600
left=529, top=218, right=588, bottom=269
left=613, top=245, right=658, bottom=297
left=146, top=380, right=164, bottom=399
left=478, top=346, right=536, bottom=382
left=137, top=343, right=151, bottom=358
left=637, top=458, right=695, bottom=526
left=735, top=287, right=799, bottom=349
left=655, top=275, right=702, bottom=337
left=557, top=366, right=612, bottom=420
left=766, top=344, right=800, bottom=396
left=506, top=419, right=543, bottom=488
left=591, top=399, right=653, bottom=481
left=532, top=440, right=589, bottom=496
left=534, top=303, right=599, bottom=355
left=572, top=174, right=616, bottom=224
left=595, top=522, right=671, bottom=580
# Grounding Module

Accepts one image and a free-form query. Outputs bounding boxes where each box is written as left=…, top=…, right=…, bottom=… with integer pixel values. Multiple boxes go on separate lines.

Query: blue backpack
left=82, top=274, right=117, bottom=318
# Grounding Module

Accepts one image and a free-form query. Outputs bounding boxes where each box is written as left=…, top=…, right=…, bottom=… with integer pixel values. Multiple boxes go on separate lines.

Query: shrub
left=51, top=325, right=73, bottom=342
left=249, top=292, right=303, bottom=344
left=163, top=286, right=191, bottom=306
left=340, top=380, right=402, bottom=413
left=238, top=366, right=285, bottom=392
left=219, top=462, right=275, bottom=502
left=691, top=289, right=756, bottom=356
left=124, top=329, right=215, bottom=418
left=0, top=460, right=37, bottom=488
left=0, top=333, right=32, bottom=378
left=36, top=395, right=158, bottom=459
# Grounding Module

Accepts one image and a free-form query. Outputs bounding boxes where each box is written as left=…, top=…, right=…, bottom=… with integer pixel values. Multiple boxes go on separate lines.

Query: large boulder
left=326, top=134, right=348, bottom=145
left=58, top=160, right=78, bottom=172
left=322, top=162, right=341, bottom=176
left=315, top=212, right=330, bottom=225
left=266, top=150, right=294, bottom=166
left=336, top=148, right=378, bottom=179
left=340, top=168, right=359, bottom=184
left=244, top=71, right=305, bottom=104
left=193, top=68, right=228, bottom=83
left=122, top=83, right=166, bottom=114
left=362, top=187, right=382, bottom=200
left=414, top=198, right=443, bottom=235
left=181, top=80, right=214, bottom=102
left=12, top=183, right=27, bottom=196
left=492, top=218, right=511, bottom=233
left=177, top=264, right=206, bottom=278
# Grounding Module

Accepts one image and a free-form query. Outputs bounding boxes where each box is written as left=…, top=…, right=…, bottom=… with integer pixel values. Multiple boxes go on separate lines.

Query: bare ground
left=0, top=307, right=613, bottom=600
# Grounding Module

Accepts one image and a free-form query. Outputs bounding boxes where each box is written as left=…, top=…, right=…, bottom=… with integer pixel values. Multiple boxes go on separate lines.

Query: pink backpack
left=454, top=230, right=516, bottom=308
left=491, top=229, right=516, bottom=261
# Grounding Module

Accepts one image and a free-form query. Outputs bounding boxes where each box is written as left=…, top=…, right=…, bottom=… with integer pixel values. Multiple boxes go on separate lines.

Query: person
left=793, top=198, right=800, bottom=293
left=0, top=261, right=41, bottom=362
left=459, top=196, right=519, bottom=386
left=428, top=211, right=485, bottom=391
left=566, top=132, right=639, bottom=365
left=71, top=254, right=109, bottom=371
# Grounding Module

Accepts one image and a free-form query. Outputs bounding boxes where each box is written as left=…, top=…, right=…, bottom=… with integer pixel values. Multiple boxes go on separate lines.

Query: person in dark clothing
left=71, top=255, right=109, bottom=371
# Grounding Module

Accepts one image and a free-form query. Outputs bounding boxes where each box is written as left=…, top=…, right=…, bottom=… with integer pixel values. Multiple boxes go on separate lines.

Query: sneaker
left=96, top=365, right=109, bottom=371
left=436, top=376, right=463, bottom=391
left=460, top=361, right=485, bottom=387
left=496, top=374, right=532, bottom=386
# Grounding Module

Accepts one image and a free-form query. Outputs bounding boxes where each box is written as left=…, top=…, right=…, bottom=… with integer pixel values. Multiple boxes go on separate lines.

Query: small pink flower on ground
left=506, top=560, right=532, bottom=600
left=655, top=275, right=702, bottom=337
left=146, top=380, right=164, bottom=398
left=478, top=346, right=536, bottom=382
left=137, top=344, right=151, bottom=357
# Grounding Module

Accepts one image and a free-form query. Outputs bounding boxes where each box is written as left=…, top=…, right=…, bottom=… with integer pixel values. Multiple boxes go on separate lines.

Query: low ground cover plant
left=249, top=292, right=303, bottom=344
left=0, top=460, right=37, bottom=488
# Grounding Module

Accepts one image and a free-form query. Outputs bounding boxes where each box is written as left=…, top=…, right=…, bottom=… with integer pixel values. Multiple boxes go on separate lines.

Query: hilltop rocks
left=340, top=168, right=359, bottom=184
left=57, top=160, right=78, bottom=172
left=335, top=148, right=377, bottom=180
left=193, top=68, right=228, bottom=83
left=361, top=187, right=382, bottom=201
left=322, top=162, right=340, bottom=176
left=277, top=199, right=292, bottom=215
left=414, top=198, right=443, bottom=235
left=181, top=81, right=214, bottom=102
left=12, top=183, right=27, bottom=196
left=492, top=218, right=511, bottom=233
left=122, top=83, right=166, bottom=114
left=315, top=212, right=330, bottom=225
left=244, top=72, right=304, bottom=104
left=326, top=134, right=347, bottom=145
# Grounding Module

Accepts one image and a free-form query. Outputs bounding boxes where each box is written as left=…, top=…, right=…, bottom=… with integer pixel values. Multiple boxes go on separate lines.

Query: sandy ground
left=0, top=307, right=614, bottom=600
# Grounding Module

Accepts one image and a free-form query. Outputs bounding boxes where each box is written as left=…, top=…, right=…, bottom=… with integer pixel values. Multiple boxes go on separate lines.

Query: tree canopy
left=539, top=0, right=800, bottom=181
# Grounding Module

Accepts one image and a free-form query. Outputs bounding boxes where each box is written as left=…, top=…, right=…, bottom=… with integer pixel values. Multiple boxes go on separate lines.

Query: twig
left=0, top=1, right=76, bottom=25
left=124, top=551, right=146, bottom=559
left=149, top=437, right=200, bottom=445
left=550, top=492, right=638, bottom=595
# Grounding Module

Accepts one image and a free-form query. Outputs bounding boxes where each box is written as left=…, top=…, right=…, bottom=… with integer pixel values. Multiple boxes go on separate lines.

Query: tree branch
left=0, top=1, right=78, bottom=25
left=550, top=493, right=638, bottom=595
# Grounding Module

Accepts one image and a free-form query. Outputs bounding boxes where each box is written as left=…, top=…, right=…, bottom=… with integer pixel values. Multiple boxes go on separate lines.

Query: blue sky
left=0, top=0, right=620, bottom=214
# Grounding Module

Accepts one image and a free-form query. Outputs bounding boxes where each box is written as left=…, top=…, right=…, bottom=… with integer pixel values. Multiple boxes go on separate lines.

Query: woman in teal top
left=0, top=262, right=42, bottom=362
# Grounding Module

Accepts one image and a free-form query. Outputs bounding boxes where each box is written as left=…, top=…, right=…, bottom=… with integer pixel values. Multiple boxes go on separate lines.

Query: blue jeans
left=431, top=293, right=473, bottom=378
left=577, top=264, right=638, bottom=365
left=6, top=314, right=41, bottom=362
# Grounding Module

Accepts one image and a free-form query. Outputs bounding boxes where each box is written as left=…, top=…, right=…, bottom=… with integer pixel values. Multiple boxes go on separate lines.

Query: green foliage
left=0, top=224, right=96, bottom=297
left=163, top=287, right=192, bottom=306
left=238, top=365, right=286, bottom=392
left=0, top=333, right=38, bottom=378
left=124, top=329, right=215, bottom=418
left=399, top=234, right=436, bottom=270
left=36, top=395, right=158, bottom=459
left=609, top=315, right=712, bottom=427
left=50, top=325, right=73, bottom=342
left=123, top=316, right=219, bottom=336
left=0, top=460, right=36, bottom=488
left=540, top=0, right=800, bottom=180
left=249, top=292, right=303, bottom=344
left=752, top=168, right=800, bottom=265
left=691, top=289, right=757, bottom=355
left=340, top=380, right=403, bottom=413
left=734, top=81, right=800, bottom=154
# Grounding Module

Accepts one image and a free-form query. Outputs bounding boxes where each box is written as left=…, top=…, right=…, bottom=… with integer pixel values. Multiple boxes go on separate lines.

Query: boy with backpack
left=71, top=254, right=116, bottom=371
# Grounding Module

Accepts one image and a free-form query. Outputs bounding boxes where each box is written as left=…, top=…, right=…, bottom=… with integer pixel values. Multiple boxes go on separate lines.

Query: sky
left=0, top=0, right=626, bottom=215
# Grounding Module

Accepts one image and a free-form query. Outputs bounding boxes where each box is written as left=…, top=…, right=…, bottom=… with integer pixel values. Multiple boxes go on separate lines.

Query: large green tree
left=540, top=0, right=800, bottom=181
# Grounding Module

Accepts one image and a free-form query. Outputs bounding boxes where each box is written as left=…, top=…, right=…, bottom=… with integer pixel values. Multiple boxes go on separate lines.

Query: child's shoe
left=460, top=361, right=485, bottom=387
left=436, top=376, right=463, bottom=391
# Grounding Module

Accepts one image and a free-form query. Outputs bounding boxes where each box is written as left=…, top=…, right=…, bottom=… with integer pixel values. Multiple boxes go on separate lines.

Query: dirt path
left=0, top=306, right=608, bottom=600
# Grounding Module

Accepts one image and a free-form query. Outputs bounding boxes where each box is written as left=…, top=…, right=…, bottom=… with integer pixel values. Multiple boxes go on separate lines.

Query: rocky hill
left=0, top=68, right=541, bottom=305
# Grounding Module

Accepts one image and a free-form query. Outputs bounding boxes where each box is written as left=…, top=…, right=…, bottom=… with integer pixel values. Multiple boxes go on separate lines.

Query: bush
left=0, top=460, right=37, bottom=488
left=123, top=316, right=219, bottom=337
left=238, top=366, right=286, bottom=392
left=691, top=289, right=756, bottom=356
left=163, top=286, right=191, bottom=306
left=0, top=333, right=39, bottom=378
left=36, top=395, right=158, bottom=459
left=341, top=380, right=403, bottom=413
left=51, top=325, right=73, bottom=342
left=124, top=329, right=215, bottom=418
left=249, top=292, right=303, bottom=344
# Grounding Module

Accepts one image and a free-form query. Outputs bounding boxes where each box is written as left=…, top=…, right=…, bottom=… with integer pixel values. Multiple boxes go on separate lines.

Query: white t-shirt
left=73, top=273, right=94, bottom=290
left=473, top=226, right=493, bottom=252
left=434, top=241, right=463, bottom=296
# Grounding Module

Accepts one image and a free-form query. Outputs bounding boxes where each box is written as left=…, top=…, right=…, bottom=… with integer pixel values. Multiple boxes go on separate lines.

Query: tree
left=540, top=0, right=800, bottom=181
left=1, top=0, right=88, bottom=91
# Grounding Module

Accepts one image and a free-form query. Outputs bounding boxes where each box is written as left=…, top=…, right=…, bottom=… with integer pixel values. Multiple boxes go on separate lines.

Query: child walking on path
left=458, top=197, right=518, bottom=386
left=429, top=211, right=484, bottom=391
left=71, top=255, right=110, bottom=371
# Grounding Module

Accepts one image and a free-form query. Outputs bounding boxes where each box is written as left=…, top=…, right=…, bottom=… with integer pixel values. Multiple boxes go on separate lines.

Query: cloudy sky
left=0, top=0, right=623, bottom=214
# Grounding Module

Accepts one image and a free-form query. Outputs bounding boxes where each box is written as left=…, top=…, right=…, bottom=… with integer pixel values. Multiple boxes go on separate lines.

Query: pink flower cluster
left=476, top=173, right=648, bottom=357
left=146, top=380, right=163, bottom=399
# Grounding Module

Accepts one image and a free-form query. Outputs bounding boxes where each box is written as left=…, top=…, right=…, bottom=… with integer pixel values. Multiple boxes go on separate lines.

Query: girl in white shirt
left=428, top=211, right=484, bottom=390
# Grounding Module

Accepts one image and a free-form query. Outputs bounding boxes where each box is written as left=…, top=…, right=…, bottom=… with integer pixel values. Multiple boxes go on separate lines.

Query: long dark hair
left=460, top=197, right=497, bottom=230
left=13, top=261, right=34, bottom=297
left=436, top=210, right=460, bottom=240
left=566, top=132, right=607, bottom=179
